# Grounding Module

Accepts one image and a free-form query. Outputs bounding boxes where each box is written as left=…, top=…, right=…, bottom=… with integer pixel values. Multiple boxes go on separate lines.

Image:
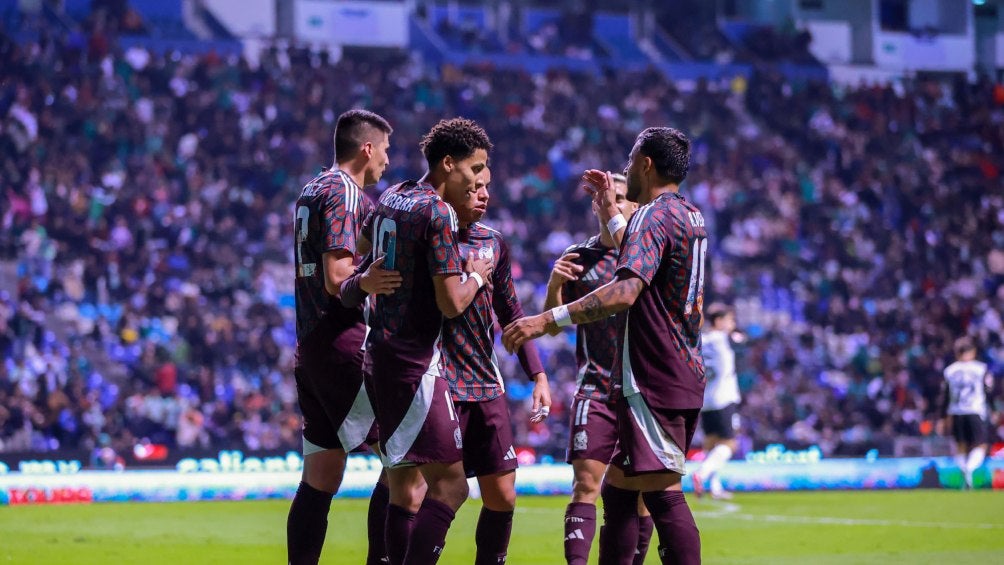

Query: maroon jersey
left=294, top=169, right=373, bottom=365
left=361, top=180, right=464, bottom=378
left=616, top=192, right=708, bottom=410
left=561, top=236, right=621, bottom=402
left=443, top=222, right=544, bottom=402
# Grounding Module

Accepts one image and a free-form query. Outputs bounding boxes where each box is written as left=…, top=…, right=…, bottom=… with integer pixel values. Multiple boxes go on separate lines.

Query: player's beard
left=626, top=170, right=643, bottom=202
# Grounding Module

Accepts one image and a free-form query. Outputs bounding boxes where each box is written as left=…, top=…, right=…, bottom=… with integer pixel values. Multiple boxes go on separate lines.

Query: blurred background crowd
left=1, top=0, right=1003, bottom=466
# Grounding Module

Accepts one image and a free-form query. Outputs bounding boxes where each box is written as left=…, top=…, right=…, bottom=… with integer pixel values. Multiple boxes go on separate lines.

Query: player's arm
left=492, top=238, right=552, bottom=420
left=339, top=251, right=401, bottom=308
left=543, top=250, right=582, bottom=310
left=322, top=250, right=357, bottom=298
left=433, top=252, right=492, bottom=318
left=502, top=273, right=644, bottom=354
left=582, top=169, right=627, bottom=247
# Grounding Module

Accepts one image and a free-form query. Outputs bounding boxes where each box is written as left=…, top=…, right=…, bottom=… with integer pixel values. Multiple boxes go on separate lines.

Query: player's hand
left=547, top=252, right=583, bottom=288
left=581, top=169, right=618, bottom=222
left=464, top=251, right=493, bottom=286
left=359, top=256, right=402, bottom=295
left=529, top=372, right=552, bottom=423
left=502, top=314, right=551, bottom=354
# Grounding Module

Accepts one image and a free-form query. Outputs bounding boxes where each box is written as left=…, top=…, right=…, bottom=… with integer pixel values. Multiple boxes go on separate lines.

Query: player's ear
left=362, top=141, right=373, bottom=158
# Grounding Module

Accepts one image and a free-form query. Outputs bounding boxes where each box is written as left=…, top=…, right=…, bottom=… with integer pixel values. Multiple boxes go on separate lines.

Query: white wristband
left=469, top=272, right=485, bottom=289
left=606, top=214, right=628, bottom=235
left=551, top=305, right=572, bottom=328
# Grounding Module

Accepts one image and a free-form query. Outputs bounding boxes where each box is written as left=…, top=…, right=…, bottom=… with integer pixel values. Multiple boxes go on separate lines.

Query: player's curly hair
left=420, top=118, right=493, bottom=170
left=637, top=127, right=691, bottom=185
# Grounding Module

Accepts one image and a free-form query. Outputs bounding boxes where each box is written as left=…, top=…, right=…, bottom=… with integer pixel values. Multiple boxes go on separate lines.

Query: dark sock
left=366, top=482, right=391, bottom=565
left=385, top=504, right=416, bottom=565
left=403, top=498, right=456, bottom=565
left=474, top=507, right=514, bottom=565
left=642, top=491, right=701, bottom=565
left=287, top=481, right=333, bottom=565
left=598, top=483, right=640, bottom=565
left=564, top=502, right=597, bottom=565
left=634, top=515, right=655, bottom=565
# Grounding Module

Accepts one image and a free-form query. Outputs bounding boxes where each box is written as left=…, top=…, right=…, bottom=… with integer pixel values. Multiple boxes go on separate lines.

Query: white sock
left=709, top=474, right=724, bottom=494
left=699, top=444, right=734, bottom=478
left=955, top=454, right=967, bottom=473
left=966, top=446, right=986, bottom=476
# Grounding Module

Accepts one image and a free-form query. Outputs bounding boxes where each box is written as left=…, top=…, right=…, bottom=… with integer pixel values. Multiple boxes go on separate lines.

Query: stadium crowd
left=1, top=20, right=1002, bottom=463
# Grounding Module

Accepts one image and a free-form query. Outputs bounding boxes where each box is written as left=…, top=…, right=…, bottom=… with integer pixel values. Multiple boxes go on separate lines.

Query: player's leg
left=366, top=468, right=390, bottom=565
left=634, top=495, right=653, bottom=565
left=288, top=364, right=350, bottom=565
left=565, top=397, right=619, bottom=564
left=963, top=414, right=988, bottom=489
left=606, top=396, right=701, bottom=565
left=399, top=376, right=468, bottom=564
left=952, top=414, right=973, bottom=488
left=402, top=460, right=469, bottom=565
left=476, top=470, right=517, bottom=565
left=566, top=458, right=606, bottom=564
left=288, top=445, right=346, bottom=565
left=384, top=465, right=426, bottom=565
left=462, top=397, right=519, bottom=565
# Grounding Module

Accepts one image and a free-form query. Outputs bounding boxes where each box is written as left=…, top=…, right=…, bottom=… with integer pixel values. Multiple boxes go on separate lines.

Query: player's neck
left=333, top=161, right=366, bottom=189
left=641, top=183, right=680, bottom=205
left=424, top=171, right=448, bottom=199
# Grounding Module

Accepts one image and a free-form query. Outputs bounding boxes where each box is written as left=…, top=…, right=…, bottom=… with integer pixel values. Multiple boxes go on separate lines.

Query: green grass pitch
left=2, top=491, right=1002, bottom=563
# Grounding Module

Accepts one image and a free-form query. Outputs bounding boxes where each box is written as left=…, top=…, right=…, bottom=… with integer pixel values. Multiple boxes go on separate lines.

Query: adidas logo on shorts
left=503, top=446, right=517, bottom=461
left=565, top=529, right=585, bottom=541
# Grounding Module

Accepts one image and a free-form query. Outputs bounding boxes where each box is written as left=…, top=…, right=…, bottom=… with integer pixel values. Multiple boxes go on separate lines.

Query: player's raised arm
left=502, top=273, right=645, bottom=354
left=582, top=169, right=628, bottom=248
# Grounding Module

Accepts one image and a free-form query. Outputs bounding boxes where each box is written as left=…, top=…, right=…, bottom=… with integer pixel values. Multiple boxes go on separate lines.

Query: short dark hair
left=636, top=127, right=691, bottom=185
left=334, top=109, right=392, bottom=163
left=954, top=336, right=976, bottom=357
left=420, top=118, right=493, bottom=170
left=706, top=303, right=733, bottom=325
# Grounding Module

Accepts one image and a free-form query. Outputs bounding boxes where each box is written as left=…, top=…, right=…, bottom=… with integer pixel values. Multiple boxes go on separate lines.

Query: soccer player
left=503, top=127, right=707, bottom=565
left=441, top=167, right=553, bottom=564
left=288, top=109, right=403, bottom=565
left=940, top=336, right=994, bottom=489
left=341, top=118, right=494, bottom=564
left=692, top=304, right=742, bottom=500
left=544, top=174, right=654, bottom=565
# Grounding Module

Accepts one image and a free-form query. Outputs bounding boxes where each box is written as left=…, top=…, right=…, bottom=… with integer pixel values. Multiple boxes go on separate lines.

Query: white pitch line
left=695, top=504, right=1004, bottom=530
left=520, top=503, right=1004, bottom=530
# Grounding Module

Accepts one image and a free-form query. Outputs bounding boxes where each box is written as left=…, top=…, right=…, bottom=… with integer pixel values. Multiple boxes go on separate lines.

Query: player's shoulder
left=564, top=234, right=602, bottom=255
left=472, top=221, right=505, bottom=243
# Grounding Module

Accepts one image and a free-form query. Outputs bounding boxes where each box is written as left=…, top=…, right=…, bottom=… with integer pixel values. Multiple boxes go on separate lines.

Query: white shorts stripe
left=336, top=380, right=376, bottom=452
left=626, top=394, right=687, bottom=474
left=384, top=371, right=439, bottom=466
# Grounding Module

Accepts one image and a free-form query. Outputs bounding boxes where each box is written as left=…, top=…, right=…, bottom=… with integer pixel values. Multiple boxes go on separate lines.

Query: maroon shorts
left=295, top=346, right=378, bottom=453
left=610, top=393, right=700, bottom=477
left=366, top=369, right=463, bottom=467
left=565, top=397, right=619, bottom=464
left=455, top=396, right=518, bottom=478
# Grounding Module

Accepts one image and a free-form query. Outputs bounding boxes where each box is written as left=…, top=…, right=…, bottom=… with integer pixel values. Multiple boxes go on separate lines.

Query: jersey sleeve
left=322, top=181, right=364, bottom=254
left=426, top=200, right=464, bottom=276
left=616, top=206, right=674, bottom=284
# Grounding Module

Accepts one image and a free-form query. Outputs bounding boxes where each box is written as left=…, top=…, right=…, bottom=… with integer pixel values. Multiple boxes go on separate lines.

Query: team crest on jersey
left=477, top=246, right=494, bottom=262
left=573, top=430, right=588, bottom=451
left=454, top=426, right=463, bottom=449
